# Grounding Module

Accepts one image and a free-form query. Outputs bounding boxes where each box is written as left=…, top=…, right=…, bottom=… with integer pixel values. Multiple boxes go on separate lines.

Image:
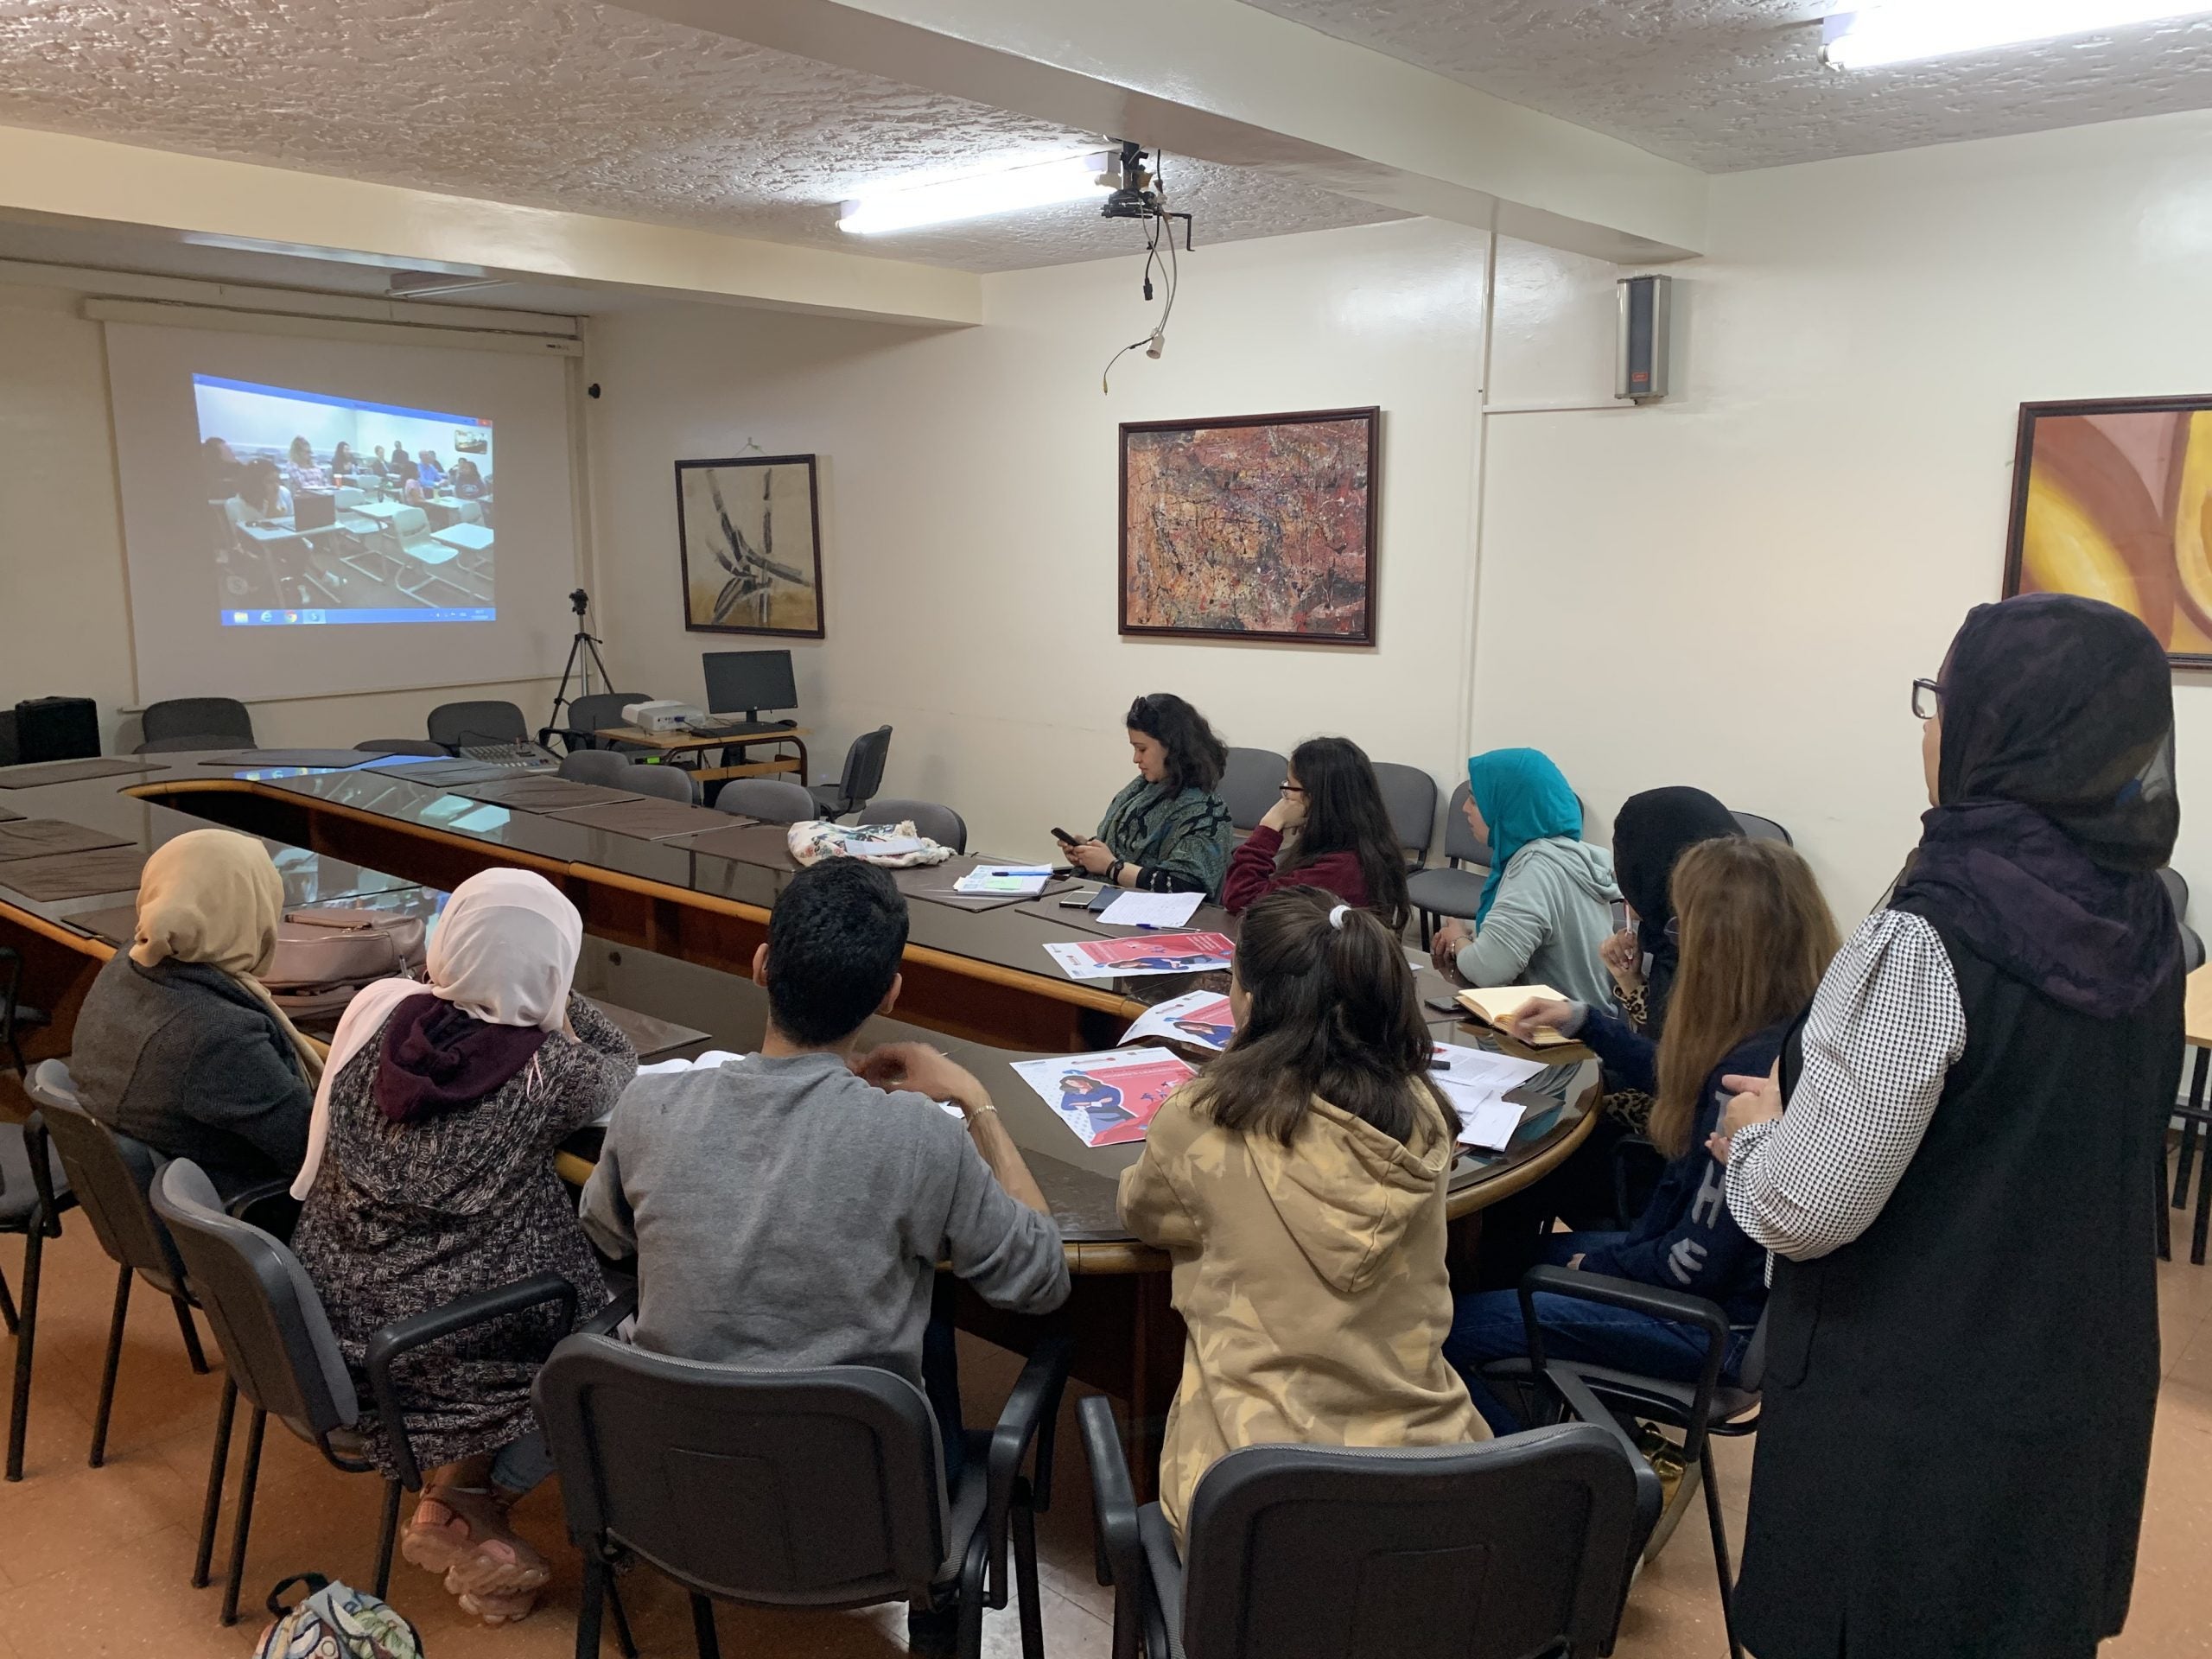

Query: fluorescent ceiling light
left=1823, top=0, right=2210, bottom=67
left=839, top=151, right=1111, bottom=235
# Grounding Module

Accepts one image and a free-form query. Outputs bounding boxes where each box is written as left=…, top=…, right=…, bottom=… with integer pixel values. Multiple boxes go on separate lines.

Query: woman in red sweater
left=1224, top=736, right=1412, bottom=931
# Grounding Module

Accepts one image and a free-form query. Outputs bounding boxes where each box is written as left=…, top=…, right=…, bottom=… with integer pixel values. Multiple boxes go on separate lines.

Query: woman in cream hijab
left=289, top=868, right=635, bottom=1628
left=72, top=829, right=321, bottom=1197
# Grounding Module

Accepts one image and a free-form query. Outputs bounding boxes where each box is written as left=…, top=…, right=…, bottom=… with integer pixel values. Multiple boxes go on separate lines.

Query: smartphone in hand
left=1610, top=899, right=1630, bottom=935
left=1051, top=826, right=1079, bottom=847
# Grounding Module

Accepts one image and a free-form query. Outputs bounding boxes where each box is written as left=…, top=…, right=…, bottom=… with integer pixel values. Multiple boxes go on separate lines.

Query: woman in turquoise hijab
left=1430, top=748, right=1619, bottom=1007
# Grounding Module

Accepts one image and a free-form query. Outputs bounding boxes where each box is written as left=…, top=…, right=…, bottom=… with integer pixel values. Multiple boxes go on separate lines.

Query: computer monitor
left=702, top=650, right=798, bottom=720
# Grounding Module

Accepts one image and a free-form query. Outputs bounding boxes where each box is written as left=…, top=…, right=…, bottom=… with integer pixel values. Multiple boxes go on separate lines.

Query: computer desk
left=0, top=749, right=1596, bottom=1491
left=594, top=723, right=811, bottom=786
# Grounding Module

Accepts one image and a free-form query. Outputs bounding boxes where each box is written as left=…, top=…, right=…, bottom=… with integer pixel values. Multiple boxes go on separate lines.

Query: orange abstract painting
left=2005, top=399, right=2212, bottom=661
left=1120, top=407, right=1379, bottom=645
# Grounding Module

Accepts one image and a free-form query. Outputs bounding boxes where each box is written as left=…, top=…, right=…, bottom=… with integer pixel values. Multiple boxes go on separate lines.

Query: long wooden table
left=0, top=747, right=1599, bottom=1485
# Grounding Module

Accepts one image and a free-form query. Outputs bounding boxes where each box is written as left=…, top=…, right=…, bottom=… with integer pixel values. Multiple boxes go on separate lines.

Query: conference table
left=0, top=747, right=1599, bottom=1485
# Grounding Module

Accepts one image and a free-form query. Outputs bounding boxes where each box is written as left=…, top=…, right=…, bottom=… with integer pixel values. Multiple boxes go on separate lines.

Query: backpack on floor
left=255, top=1574, right=424, bottom=1659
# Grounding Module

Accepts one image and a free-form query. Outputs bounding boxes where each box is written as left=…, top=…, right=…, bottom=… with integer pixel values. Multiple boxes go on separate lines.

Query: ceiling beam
left=0, top=126, right=982, bottom=326
left=620, top=0, right=1707, bottom=262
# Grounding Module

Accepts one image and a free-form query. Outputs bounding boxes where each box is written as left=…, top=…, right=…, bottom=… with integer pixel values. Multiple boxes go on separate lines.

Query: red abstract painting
left=1120, top=407, right=1379, bottom=645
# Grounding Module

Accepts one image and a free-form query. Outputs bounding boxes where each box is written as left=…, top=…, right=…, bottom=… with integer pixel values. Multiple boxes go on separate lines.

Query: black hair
left=1125, top=693, right=1228, bottom=795
left=763, top=859, right=910, bottom=1046
left=1283, top=736, right=1411, bottom=932
left=1201, top=887, right=1454, bottom=1147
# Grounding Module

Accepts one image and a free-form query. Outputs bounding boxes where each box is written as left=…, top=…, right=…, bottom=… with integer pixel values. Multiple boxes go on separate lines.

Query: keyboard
left=686, top=719, right=793, bottom=740
left=460, top=742, right=561, bottom=769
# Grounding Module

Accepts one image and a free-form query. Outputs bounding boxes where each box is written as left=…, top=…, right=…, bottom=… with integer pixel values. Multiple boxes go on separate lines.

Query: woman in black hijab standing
left=1715, top=594, right=2183, bottom=1659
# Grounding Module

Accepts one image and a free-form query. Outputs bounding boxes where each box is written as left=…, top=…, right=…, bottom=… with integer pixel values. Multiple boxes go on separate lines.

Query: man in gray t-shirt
left=578, top=860, right=1069, bottom=1397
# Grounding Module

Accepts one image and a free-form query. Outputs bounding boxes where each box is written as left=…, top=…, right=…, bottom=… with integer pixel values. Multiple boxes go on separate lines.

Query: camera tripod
left=550, top=588, right=615, bottom=733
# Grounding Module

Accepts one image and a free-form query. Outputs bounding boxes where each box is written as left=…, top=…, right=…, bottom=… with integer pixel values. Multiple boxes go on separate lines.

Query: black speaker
left=14, top=697, right=99, bottom=763
left=1616, top=274, right=1673, bottom=404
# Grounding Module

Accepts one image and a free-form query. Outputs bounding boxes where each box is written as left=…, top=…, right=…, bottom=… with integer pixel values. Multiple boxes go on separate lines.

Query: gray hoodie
left=1454, top=836, right=1621, bottom=1007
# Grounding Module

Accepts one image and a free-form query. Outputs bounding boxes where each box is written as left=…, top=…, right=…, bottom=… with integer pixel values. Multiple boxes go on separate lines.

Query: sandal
left=400, top=1484, right=551, bottom=1616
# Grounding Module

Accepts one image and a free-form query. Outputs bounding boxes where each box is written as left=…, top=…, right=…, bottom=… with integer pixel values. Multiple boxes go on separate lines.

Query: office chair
left=543, top=692, right=650, bottom=754
left=560, top=750, right=699, bottom=804
left=1217, top=747, right=1289, bottom=836
left=1479, top=1265, right=1765, bottom=1659
left=151, top=1160, right=582, bottom=1624
left=1408, top=782, right=1493, bottom=945
left=1081, top=1388, right=1651, bottom=1659
left=3, top=1062, right=75, bottom=1483
left=537, top=1332, right=1072, bottom=1659
left=715, top=779, right=817, bottom=824
left=138, top=696, right=256, bottom=754
left=1372, top=761, right=1440, bottom=869
left=859, top=798, right=967, bottom=854
left=426, top=700, right=529, bottom=753
left=1731, top=810, right=1793, bottom=845
left=808, top=725, right=893, bottom=818
left=0, top=944, right=52, bottom=1077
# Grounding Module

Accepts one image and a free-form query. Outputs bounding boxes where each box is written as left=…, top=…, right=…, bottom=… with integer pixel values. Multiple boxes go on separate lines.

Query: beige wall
left=0, top=283, right=558, bottom=752
left=582, top=217, right=1492, bottom=860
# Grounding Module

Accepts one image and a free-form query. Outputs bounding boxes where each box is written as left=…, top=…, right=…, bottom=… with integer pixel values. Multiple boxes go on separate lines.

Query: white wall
left=1478, top=107, right=2212, bottom=915
left=0, top=282, right=557, bottom=753
left=584, top=218, right=1492, bottom=859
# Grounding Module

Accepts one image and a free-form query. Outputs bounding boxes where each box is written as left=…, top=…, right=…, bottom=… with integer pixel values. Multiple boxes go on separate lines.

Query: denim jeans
left=1444, top=1230, right=1751, bottom=1435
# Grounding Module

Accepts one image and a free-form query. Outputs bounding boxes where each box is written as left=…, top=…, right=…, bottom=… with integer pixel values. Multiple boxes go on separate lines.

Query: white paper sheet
left=1429, top=1043, right=1544, bottom=1151
left=1096, top=889, right=1205, bottom=929
left=954, top=864, right=1055, bottom=895
left=1122, top=989, right=1236, bottom=1052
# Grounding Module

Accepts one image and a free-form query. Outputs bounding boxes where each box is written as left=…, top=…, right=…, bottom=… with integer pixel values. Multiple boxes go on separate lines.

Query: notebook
left=1452, top=983, right=1575, bottom=1046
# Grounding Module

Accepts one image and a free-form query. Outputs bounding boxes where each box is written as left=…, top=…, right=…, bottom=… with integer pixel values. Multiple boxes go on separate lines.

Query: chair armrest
left=1518, top=1263, right=1731, bottom=1459
left=983, top=1335, right=1073, bottom=1605
left=1077, top=1392, right=1153, bottom=1659
left=1540, top=1361, right=1664, bottom=1549
left=576, top=1284, right=637, bottom=1339
left=364, top=1270, right=578, bottom=1490
left=22, top=1114, right=67, bottom=1238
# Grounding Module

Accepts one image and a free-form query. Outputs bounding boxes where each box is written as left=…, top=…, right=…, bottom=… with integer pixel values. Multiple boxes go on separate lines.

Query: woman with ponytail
left=1118, top=887, right=1485, bottom=1545
left=1442, top=837, right=1838, bottom=1432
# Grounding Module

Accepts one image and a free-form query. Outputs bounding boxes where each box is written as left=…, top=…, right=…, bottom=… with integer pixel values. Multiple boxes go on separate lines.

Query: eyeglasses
left=1910, top=677, right=1941, bottom=721
left=1278, top=783, right=1305, bottom=796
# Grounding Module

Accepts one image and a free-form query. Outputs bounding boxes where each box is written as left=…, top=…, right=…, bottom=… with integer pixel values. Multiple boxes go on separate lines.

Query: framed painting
left=1120, top=406, right=1380, bottom=645
left=675, top=454, right=825, bottom=637
left=2005, top=397, right=2212, bottom=663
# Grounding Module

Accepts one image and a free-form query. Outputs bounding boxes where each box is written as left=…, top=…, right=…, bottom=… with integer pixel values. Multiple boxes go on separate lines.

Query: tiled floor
left=3, top=1217, right=2210, bottom=1657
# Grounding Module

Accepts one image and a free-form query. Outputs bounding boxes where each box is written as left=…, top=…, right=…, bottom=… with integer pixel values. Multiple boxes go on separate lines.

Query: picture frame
left=1119, top=406, right=1381, bottom=646
left=2003, top=396, right=2212, bottom=664
left=675, top=454, right=825, bottom=638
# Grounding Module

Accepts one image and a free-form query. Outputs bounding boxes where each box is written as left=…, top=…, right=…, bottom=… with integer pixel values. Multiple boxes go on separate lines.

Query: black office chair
left=537, top=1332, right=1071, bottom=1659
left=809, top=725, right=893, bottom=818
left=3, top=1062, right=75, bottom=1483
left=1731, top=810, right=1792, bottom=845
left=1372, top=762, right=1439, bottom=869
left=0, top=944, right=52, bottom=1076
left=715, top=779, right=817, bottom=824
left=150, top=1159, right=582, bottom=1624
left=1217, top=747, right=1289, bottom=836
left=1408, top=781, right=1493, bottom=945
left=859, top=798, right=968, bottom=854
left=139, top=697, right=256, bottom=754
left=1481, top=1265, right=1764, bottom=1659
left=352, top=738, right=448, bottom=758
left=426, top=700, right=529, bottom=753
left=34, top=1093, right=222, bottom=1469
left=1080, top=1390, right=1650, bottom=1659
left=543, top=692, right=650, bottom=754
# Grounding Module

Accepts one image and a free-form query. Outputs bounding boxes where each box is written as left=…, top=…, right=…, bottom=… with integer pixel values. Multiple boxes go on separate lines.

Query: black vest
left=1734, top=906, right=2181, bottom=1659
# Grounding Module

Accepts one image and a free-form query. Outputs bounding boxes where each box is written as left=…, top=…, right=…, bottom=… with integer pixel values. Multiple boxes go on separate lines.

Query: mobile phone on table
left=1058, top=890, right=1097, bottom=908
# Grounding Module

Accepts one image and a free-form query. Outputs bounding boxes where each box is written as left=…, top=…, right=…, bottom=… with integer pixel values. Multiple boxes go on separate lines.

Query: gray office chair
left=1, top=944, right=52, bottom=1077
left=151, top=1159, right=581, bottom=1624
left=1371, top=762, right=1439, bottom=868
left=809, top=725, right=893, bottom=817
left=140, top=697, right=256, bottom=753
left=1082, top=1390, right=1650, bottom=1659
left=1408, top=781, right=1493, bottom=945
left=2161, top=866, right=2189, bottom=923
left=715, top=779, right=817, bottom=823
left=1732, top=810, right=1793, bottom=845
left=537, top=1332, right=1072, bottom=1659
left=3, top=1062, right=76, bottom=1484
left=860, top=798, right=968, bottom=854
left=561, top=749, right=697, bottom=804
left=426, top=700, right=529, bottom=753
left=1217, top=747, right=1288, bottom=834
left=546, top=691, right=650, bottom=753
left=353, top=738, right=448, bottom=758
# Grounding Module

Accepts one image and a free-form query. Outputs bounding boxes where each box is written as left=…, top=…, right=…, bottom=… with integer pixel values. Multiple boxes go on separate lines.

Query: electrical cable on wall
left=1100, top=144, right=1194, bottom=393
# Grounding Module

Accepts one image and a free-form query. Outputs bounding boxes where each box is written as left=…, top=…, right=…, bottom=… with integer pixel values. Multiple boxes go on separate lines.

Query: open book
left=1453, top=983, right=1574, bottom=1046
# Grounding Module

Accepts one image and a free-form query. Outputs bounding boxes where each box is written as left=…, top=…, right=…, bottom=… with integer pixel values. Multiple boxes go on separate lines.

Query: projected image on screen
left=195, top=374, right=496, bottom=627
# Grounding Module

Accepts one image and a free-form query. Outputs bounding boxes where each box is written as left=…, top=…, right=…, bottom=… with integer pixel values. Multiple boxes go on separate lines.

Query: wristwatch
left=1108, top=859, right=1128, bottom=886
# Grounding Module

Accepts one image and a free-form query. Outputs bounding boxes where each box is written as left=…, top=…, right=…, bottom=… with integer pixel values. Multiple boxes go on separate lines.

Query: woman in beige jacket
left=1119, top=887, right=1487, bottom=1543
